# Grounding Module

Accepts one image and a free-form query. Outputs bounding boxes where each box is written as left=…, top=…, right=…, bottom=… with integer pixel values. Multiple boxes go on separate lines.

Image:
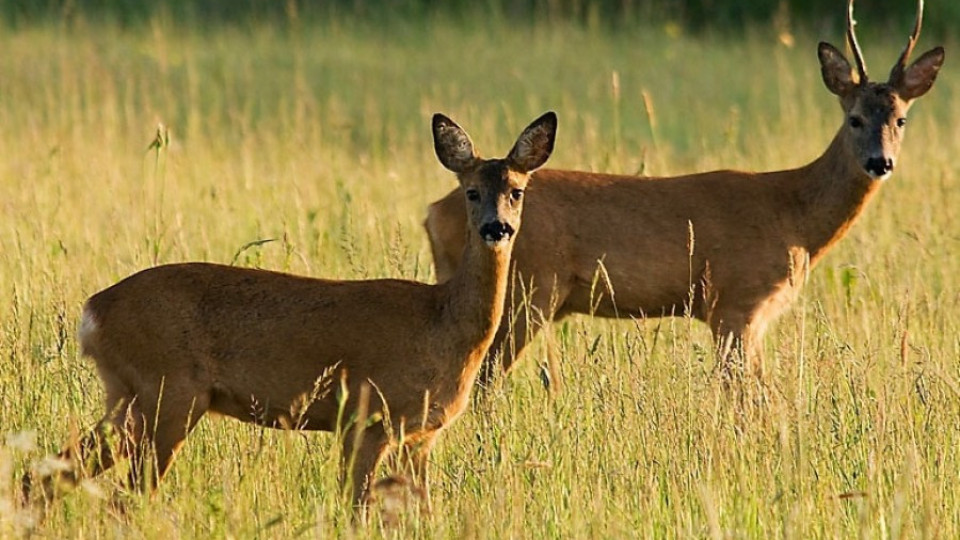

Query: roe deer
left=23, top=112, right=557, bottom=510
left=425, top=0, right=943, bottom=383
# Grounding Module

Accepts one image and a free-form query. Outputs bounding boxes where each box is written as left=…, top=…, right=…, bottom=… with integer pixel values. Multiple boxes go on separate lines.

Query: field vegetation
left=1, top=3, right=958, bottom=537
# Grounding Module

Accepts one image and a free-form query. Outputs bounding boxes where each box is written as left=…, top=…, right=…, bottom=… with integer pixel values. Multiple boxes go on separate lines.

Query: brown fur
left=425, top=2, right=943, bottom=383
left=25, top=112, right=557, bottom=511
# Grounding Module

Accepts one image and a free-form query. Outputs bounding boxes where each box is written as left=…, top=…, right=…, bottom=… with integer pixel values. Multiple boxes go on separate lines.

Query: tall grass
left=1, top=12, right=958, bottom=538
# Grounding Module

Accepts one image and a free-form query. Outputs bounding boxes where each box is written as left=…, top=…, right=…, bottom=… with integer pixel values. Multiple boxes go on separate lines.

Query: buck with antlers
left=23, top=112, right=557, bottom=511
left=425, top=0, right=943, bottom=383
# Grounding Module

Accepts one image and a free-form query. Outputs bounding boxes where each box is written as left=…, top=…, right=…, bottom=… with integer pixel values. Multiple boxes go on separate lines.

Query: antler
left=889, top=0, right=924, bottom=84
left=846, top=0, right=868, bottom=83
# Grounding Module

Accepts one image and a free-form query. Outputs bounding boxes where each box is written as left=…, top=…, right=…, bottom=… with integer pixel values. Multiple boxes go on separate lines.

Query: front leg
left=403, top=432, right=437, bottom=512
left=340, top=424, right=390, bottom=509
left=360, top=432, right=434, bottom=526
left=480, top=274, right=564, bottom=387
left=709, top=310, right=765, bottom=382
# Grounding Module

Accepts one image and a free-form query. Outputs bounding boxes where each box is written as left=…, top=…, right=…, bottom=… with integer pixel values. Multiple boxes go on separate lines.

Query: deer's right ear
left=506, top=111, right=557, bottom=173
left=894, top=46, right=945, bottom=101
left=818, top=42, right=858, bottom=97
left=433, top=114, right=479, bottom=174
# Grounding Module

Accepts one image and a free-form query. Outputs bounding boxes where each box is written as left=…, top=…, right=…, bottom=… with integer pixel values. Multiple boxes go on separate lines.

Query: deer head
left=818, top=0, right=944, bottom=180
left=433, top=111, right=557, bottom=248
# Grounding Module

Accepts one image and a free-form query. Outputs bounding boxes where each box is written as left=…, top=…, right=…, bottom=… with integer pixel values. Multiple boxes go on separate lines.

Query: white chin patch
left=484, top=236, right=510, bottom=247
left=869, top=171, right=893, bottom=181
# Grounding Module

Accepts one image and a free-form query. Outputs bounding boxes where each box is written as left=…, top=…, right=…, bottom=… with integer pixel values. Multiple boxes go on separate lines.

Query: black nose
left=479, top=221, right=515, bottom=243
left=864, top=157, right=894, bottom=177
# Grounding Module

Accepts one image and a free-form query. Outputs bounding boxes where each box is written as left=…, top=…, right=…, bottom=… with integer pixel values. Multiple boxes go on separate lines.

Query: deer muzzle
left=479, top=221, right=515, bottom=246
left=864, top=156, right=895, bottom=179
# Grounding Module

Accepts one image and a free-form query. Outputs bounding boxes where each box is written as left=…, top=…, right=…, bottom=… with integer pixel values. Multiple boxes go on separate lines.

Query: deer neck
left=795, top=128, right=883, bottom=265
left=440, top=230, right=512, bottom=355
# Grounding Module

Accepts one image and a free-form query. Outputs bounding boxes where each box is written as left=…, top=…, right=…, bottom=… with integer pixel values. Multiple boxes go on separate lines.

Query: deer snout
left=479, top=221, right=515, bottom=245
left=864, top=156, right=894, bottom=179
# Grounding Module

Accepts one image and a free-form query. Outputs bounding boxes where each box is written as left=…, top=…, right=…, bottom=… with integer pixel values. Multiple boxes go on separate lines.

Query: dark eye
left=849, top=116, right=863, bottom=129
left=510, top=188, right=524, bottom=201
left=465, top=189, right=480, bottom=202
left=896, top=117, right=907, bottom=128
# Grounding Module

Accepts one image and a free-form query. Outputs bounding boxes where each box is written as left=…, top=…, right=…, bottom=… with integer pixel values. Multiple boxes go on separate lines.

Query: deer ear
left=894, top=46, right=945, bottom=101
left=433, top=114, right=479, bottom=174
left=506, top=111, right=557, bottom=173
left=818, top=42, right=858, bottom=97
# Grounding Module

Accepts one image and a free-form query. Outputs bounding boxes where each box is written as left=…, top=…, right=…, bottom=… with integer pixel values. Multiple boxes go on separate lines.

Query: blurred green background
left=2, top=0, right=959, bottom=36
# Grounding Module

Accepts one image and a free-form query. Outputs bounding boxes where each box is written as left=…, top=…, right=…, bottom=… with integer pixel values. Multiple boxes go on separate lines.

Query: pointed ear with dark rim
left=506, top=111, right=557, bottom=173
left=433, top=113, right=479, bottom=174
left=818, top=42, right=858, bottom=97
left=893, top=46, right=945, bottom=101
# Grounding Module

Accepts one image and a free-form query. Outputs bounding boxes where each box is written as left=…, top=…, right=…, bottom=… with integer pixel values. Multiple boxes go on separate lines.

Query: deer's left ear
left=506, top=111, right=557, bottom=173
left=892, top=46, right=945, bottom=101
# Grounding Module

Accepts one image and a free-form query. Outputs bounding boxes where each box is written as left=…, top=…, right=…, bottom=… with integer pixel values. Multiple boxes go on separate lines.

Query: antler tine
left=890, top=0, right=924, bottom=83
left=846, top=0, right=868, bottom=83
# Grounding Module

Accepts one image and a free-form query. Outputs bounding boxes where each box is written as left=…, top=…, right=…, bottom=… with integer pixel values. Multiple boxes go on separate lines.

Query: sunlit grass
left=1, top=13, right=957, bottom=538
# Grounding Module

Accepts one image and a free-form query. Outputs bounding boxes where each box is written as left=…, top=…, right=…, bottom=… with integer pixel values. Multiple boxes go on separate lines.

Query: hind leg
left=480, top=275, right=564, bottom=386
left=479, top=317, right=542, bottom=386
left=340, top=423, right=391, bottom=511
left=24, top=377, right=139, bottom=502
left=126, top=384, right=210, bottom=492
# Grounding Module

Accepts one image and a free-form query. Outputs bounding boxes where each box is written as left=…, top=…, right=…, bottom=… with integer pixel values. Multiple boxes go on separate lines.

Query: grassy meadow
left=1, top=10, right=959, bottom=538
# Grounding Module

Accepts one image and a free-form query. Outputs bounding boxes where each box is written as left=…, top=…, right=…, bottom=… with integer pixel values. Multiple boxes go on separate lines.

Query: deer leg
left=479, top=282, right=560, bottom=386
left=340, top=425, right=390, bottom=509
left=25, top=415, right=123, bottom=502
left=24, top=380, right=137, bottom=502
left=479, top=320, right=534, bottom=386
left=741, top=328, right=765, bottom=379
left=402, top=433, right=436, bottom=511
left=126, top=385, right=209, bottom=492
left=710, top=312, right=765, bottom=383
left=709, top=311, right=749, bottom=381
